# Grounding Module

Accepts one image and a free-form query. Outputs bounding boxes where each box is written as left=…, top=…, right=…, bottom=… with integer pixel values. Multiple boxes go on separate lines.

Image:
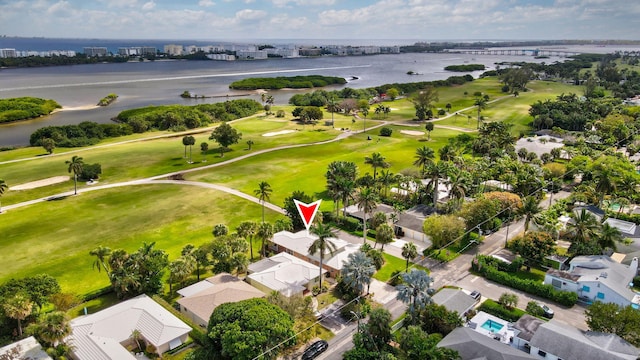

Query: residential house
left=437, top=327, right=537, bottom=360
left=431, top=288, right=478, bottom=318
left=526, top=319, right=639, bottom=360
left=544, top=255, right=640, bottom=307
left=344, top=203, right=434, bottom=244
left=269, top=230, right=360, bottom=278
left=247, top=252, right=326, bottom=296
left=67, top=294, right=191, bottom=359
left=0, top=336, right=52, bottom=360
left=177, top=273, right=265, bottom=328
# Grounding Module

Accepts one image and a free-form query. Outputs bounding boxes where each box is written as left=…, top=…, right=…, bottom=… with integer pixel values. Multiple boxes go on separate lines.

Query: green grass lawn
left=0, top=184, right=282, bottom=294
left=373, top=253, right=429, bottom=282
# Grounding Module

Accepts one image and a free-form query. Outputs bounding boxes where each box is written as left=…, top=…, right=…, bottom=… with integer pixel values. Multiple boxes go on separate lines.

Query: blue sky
left=0, top=0, right=638, bottom=41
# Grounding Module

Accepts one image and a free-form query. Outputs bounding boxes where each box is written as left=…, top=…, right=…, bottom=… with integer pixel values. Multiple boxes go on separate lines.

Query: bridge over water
left=446, top=48, right=580, bottom=57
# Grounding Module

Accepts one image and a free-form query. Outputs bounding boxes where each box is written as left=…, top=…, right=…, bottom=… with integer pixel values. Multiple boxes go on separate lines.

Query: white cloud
left=47, top=0, right=73, bottom=15
left=142, top=1, right=156, bottom=11
left=235, top=8, right=267, bottom=21
left=272, top=0, right=335, bottom=7
left=198, top=0, right=215, bottom=7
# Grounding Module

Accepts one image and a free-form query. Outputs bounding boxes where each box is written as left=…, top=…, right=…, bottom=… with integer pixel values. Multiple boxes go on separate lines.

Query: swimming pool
left=481, top=319, right=504, bottom=332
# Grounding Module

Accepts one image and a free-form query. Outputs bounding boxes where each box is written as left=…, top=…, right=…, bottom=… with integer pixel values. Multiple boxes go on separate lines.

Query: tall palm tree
left=474, top=96, right=488, bottom=129
left=35, top=311, right=71, bottom=347
left=355, top=187, right=379, bottom=243
left=256, top=222, right=274, bottom=258
left=378, top=170, right=396, bottom=198
left=0, top=179, right=7, bottom=213
left=395, top=269, right=434, bottom=315
left=236, top=221, right=258, bottom=260
left=519, top=196, right=542, bottom=233
left=341, top=251, right=375, bottom=296
left=413, top=146, right=435, bottom=177
left=65, top=155, right=84, bottom=195
left=89, top=245, right=112, bottom=274
left=424, top=161, right=449, bottom=206
left=593, top=167, right=617, bottom=206
left=401, top=242, right=418, bottom=272
left=254, top=181, right=273, bottom=223
left=567, top=209, right=600, bottom=245
left=364, top=152, right=390, bottom=181
left=447, top=168, right=470, bottom=201
left=599, top=222, right=623, bottom=252
left=309, top=222, right=338, bottom=290
left=3, top=293, right=33, bottom=337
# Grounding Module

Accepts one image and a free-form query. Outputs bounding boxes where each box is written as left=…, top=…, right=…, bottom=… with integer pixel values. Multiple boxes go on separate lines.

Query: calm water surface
left=1, top=52, right=561, bottom=146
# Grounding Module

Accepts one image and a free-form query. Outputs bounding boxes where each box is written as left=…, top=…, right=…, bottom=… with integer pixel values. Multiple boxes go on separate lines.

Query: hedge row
left=472, top=255, right=577, bottom=307
left=477, top=299, right=525, bottom=322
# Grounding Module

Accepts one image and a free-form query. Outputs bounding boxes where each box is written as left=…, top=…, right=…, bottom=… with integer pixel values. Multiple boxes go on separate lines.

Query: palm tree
left=3, top=293, right=33, bottom=337
left=236, top=221, right=257, bottom=260
left=424, top=161, right=449, bottom=206
left=0, top=179, right=7, bottom=213
left=447, top=168, right=469, bottom=201
left=474, top=96, right=488, bottom=129
left=131, top=329, right=143, bottom=351
left=355, top=187, right=379, bottom=243
left=401, top=242, right=418, bottom=272
left=364, top=152, right=390, bottom=181
left=341, top=251, right=375, bottom=295
left=566, top=209, right=600, bottom=245
left=375, top=223, right=395, bottom=250
left=425, top=122, right=434, bottom=140
left=378, top=170, right=396, bottom=198
left=519, top=196, right=542, bottom=233
left=89, top=245, right=112, bottom=273
left=370, top=211, right=388, bottom=233
left=35, top=311, right=71, bottom=347
left=256, top=222, right=274, bottom=258
left=395, top=269, right=434, bottom=315
left=309, top=222, right=338, bottom=290
left=413, top=146, right=435, bottom=176
left=254, top=181, right=273, bottom=223
left=66, top=155, right=84, bottom=195
left=593, top=167, right=617, bottom=206
left=599, top=222, right=623, bottom=251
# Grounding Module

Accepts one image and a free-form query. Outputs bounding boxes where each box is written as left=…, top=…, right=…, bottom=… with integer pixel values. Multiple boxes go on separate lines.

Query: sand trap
left=401, top=130, right=425, bottom=136
left=10, top=176, right=70, bottom=190
left=263, top=130, right=296, bottom=137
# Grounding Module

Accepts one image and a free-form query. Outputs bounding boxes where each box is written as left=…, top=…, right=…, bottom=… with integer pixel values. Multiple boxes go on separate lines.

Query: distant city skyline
left=1, top=0, right=639, bottom=41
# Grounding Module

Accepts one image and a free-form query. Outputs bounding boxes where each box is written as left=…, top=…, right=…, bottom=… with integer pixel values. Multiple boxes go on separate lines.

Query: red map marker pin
left=294, top=199, right=322, bottom=232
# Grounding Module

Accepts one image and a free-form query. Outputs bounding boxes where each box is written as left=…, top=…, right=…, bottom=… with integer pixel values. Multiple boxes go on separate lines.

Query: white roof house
left=247, top=252, right=325, bottom=297
left=0, top=336, right=52, bottom=360
left=67, top=294, right=191, bottom=359
left=177, top=273, right=265, bottom=328
left=269, top=230, right=360, bottom=277
left=545, top=255, right=640, bottom=307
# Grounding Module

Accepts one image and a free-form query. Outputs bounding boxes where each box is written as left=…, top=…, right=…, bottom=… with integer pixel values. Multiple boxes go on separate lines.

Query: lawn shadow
left=47, top=195, right=69, bottom=201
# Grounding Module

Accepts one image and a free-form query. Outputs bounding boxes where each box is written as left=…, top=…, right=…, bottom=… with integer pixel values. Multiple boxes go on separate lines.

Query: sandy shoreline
left=51, top=105, right=101, bottom=114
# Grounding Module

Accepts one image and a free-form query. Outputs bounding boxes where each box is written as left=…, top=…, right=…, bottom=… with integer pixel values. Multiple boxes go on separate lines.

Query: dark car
left=469, top=290, right=482, bottom=301
left=302, top=340, right=328, bottom=360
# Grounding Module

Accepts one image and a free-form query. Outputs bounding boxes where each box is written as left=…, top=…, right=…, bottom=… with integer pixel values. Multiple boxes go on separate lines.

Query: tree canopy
left=207, top=298, right=296, bottom=360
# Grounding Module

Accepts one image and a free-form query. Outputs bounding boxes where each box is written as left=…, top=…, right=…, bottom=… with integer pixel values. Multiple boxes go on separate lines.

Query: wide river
left=0, top=52, right=563, bottom=147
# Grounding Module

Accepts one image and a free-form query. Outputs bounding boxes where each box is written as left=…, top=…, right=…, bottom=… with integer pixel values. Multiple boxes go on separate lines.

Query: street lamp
left=350, top=311, right=361, bottom=332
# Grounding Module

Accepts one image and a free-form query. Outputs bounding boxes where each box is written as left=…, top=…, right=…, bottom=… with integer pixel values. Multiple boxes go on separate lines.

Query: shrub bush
left=478, top=299, right=524, bottom=322
left=472, top=255, right=577, bottom=306
left=379, top=127, right=393, bottom=137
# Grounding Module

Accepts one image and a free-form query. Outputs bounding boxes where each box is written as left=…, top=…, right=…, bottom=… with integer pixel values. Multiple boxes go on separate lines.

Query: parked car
left=539, top=303, right=554, bottom=318
left=469, top=290, right=481, bottom=301
left=302, top=340, right=328, bottom=360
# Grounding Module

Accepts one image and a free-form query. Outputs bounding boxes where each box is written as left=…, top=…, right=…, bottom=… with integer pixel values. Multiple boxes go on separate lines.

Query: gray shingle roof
left=432, top=288, right=477, bottom=316
left=437, top=327, right=537, bottom=360
left=513, top=315, right=545, bottom=342
left=529, top=320, right=640, bottom=360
